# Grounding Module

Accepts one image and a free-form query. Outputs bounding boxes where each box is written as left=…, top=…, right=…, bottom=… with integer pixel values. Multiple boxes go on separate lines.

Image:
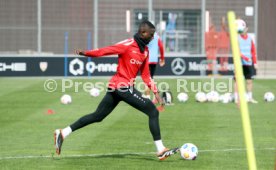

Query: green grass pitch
left=0, top=78, right=275, bottom=170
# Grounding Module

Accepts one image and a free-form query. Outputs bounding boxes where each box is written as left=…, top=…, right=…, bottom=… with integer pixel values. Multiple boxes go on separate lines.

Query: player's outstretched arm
left=75, top=50, right=85, bottom=56
left=75, top=42, right=128, bottom=58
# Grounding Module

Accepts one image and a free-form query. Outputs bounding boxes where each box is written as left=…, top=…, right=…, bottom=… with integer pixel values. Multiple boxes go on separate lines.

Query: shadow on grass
left=52, top=153, right=180, bottom=162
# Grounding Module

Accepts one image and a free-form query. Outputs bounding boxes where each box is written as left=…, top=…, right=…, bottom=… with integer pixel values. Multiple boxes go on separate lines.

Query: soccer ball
left=219, top=94, right=226, bottom=103
left=219, top=93, right=233, bottom=104
left=180, top=143, right=198, bottom=160
left=236, top=19, right=246, bottom=33
left=224, top=92, right=234, bottom=102
left=211, top=91, right=220, bottom=102
left=220, top=95, right=230, bottom=104
left=90, top=88, right=100, bottom=97
left=177, top=92, right=188, bottom=102
left=206, top=91, right=219, bottom=102
left=264, top=92, right=275, bottom=102
left=60, top=94, right=72, bottom=104
left=195, top=92, right=207, bottom=103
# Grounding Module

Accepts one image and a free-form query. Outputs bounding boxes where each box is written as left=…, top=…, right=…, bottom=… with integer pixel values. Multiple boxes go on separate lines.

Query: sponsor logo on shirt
left=130, top=59, right=143, bottom=65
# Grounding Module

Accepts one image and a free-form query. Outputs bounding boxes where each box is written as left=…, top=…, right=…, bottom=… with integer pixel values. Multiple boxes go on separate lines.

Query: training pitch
left=0, top=78, right=275, bottom=170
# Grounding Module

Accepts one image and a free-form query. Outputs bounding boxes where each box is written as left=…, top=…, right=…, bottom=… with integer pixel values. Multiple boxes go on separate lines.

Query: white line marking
left=201, top=148, right=276, bottom=152
left=0, top=148, right=275, bottom=160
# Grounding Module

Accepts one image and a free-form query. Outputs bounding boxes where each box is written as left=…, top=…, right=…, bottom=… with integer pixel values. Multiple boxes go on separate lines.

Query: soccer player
left=234, top=19, right=258, bottom=103
left=54, top=20, right=178, bottom=160
left=143, top=32, right=165, bottom=102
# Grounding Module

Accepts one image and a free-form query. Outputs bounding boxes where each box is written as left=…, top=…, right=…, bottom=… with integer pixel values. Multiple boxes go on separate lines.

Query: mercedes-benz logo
left=171, top=58, right=186, bottom=75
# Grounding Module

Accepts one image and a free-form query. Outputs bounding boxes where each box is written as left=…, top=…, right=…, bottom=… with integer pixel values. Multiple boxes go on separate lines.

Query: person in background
left=205, top=22, right=218, bottom=75
left=217, top=17, right=230, bottom=74
left=166, top=13, right=177, bottom=51
left=143, top=32, right=165, bottom=103
left=234, top=18, right=258, bottom=103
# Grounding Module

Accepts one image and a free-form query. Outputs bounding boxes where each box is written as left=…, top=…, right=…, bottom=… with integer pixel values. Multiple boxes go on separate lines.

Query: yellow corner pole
left=227, top=11, right=257, bottom=170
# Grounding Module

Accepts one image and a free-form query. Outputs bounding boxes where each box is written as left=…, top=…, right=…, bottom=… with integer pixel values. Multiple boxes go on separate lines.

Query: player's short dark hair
left=138, top=20, right=155, bottom=31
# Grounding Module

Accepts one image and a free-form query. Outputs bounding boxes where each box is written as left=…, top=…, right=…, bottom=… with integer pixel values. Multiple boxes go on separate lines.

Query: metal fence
left=0, top=0, right=257, bottom=55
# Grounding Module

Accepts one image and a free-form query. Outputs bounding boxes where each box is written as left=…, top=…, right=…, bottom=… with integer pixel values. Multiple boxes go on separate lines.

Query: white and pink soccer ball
left=264, top=92, right=275, bottom=102
left=206, top=91, right=220, bottom=102
left=60, top=94, right=72, bottom=104
left=195, top=92, right=207, bottom=103
left=236, top=19, right=247, bottom=33
left=180, top=143, right=198, bottom=160
left=89, top=88, right=100, bottom=97
left=177, top=92, right=188, bottom=102
left=219, top=93, right=233, bottom=104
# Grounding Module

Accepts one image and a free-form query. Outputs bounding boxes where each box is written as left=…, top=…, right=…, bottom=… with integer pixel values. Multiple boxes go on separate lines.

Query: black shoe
left=157, top=147, right=179, bottom=160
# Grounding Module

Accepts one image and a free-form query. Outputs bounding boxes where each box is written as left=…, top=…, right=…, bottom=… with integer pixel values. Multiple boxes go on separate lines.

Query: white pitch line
left=201, top=148, right=276, bottom=152
left=0, top=148, right=275, bottom=160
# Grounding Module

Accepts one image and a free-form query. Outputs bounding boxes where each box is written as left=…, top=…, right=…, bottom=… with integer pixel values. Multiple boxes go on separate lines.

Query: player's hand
left=157, top=105, right=165, bottom=112
left=159, top=60, right=165, bottom=67
left=155, top=92, right=165, bottom=112
left=154, top=92, right=163, bottom=105
left=254, top=64, right=258, bottom=70
left=243, top=56, right=251, bottom=62
left=75, top=50, right=85, bottom=56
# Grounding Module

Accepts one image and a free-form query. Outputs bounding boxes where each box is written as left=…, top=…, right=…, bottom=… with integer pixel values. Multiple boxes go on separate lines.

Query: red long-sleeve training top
left=84, top=38, right=158, bottom=93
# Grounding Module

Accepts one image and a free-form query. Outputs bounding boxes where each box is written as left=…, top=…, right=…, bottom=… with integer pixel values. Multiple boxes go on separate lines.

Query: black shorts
left=149, top=64, right=157, bottom=78
left=233, top=65, right=254, bottom=80
left=242, top=65, right=254, bottom=79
